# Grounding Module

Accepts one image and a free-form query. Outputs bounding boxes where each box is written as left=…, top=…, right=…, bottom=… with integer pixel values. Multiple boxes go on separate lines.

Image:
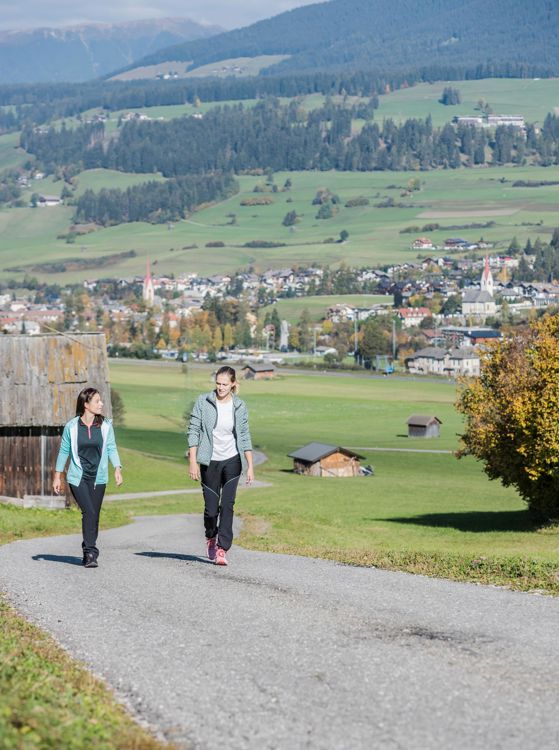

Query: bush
left=457, top=313, right=559, bottom=520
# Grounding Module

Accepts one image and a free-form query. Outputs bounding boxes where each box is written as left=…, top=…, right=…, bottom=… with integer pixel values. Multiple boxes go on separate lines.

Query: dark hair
left=215, top=366, right=238, bottom=393
left=75, top=387, right=105, bottom=426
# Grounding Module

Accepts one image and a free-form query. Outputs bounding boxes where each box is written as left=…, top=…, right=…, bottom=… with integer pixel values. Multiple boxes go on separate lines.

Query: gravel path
left=1, top=515, right=559, bottom=749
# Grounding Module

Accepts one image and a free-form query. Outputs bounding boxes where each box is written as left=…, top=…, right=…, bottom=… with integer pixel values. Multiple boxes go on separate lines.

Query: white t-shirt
left=211, top=399, right=238, bottom=461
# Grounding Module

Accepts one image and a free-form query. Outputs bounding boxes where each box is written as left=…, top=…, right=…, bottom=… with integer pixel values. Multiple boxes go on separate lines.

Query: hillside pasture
left=261, top=294, right=393, bottom=323
left=107, top=361, right=559, bottom=592
left=74, top=168, right=167, bottom=195
left=0, top=131, right=27, bottom=172
left=2, top=166, right=559, bottom=282
left=377, top=77, right=559, bottom=126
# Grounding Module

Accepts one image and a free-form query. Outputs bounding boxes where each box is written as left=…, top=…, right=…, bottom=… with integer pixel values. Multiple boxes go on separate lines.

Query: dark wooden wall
left=0, top=427, right=71, bottom=502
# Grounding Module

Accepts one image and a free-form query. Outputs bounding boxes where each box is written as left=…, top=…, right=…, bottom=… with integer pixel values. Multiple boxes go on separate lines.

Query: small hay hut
left=0, top=333, right=112, bottom=502
left=242, top=364, right=276, bottom=380
left=288, top=442, right=365, bottom=477
left=406, top=414, right=442, bottom=439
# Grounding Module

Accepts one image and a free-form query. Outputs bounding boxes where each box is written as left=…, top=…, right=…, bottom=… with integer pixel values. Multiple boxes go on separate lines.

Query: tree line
left=74, top=173, right=238, bottom=225
left=0, top=59, right=555, bottom=135
left=22, top=101, right=559, bottom=183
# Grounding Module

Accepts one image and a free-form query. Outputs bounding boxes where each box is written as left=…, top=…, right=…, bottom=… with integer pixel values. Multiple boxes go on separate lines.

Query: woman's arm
left=244, top=450, right=254, bottom=485
left=53, top=425, right=71, bottom=493
left=188, top=446, right=200, bottom=481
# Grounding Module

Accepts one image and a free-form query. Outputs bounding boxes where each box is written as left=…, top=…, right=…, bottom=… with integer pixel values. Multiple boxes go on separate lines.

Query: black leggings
left=200, top=454, right=242, bottom=551
left=70, top=479, right=106, bottom=555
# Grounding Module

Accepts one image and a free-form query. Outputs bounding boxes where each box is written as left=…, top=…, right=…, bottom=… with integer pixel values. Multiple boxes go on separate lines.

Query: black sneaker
left=83, top=552, right=98, bottom=568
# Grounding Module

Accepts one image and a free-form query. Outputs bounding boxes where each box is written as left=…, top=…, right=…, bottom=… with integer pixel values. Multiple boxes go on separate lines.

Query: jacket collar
left=206, top=391, right=240, bottom=408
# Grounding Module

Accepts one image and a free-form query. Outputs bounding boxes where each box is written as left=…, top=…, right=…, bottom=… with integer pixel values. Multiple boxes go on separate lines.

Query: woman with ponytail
left=188, top=366, right=254, bottom=566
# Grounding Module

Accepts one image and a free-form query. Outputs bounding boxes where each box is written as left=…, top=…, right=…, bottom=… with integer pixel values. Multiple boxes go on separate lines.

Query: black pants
left=200, top=454, right=242, bottom=552
left=70, top=479, right=106, bottom=556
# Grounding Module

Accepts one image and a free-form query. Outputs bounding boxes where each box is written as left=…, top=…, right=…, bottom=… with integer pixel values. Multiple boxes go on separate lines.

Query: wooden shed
left=288, top=442, right=365, bottom=477
left=0, top=333, right=112, bottom=503
left=406, top=415, right=442, bottom=439
left=242, top=364, right=276, bottom=380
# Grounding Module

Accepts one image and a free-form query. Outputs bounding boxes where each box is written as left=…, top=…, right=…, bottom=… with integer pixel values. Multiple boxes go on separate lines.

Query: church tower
left=480, top=256, right=494, bottom=297
left=142, top=258, right=155, bottom=307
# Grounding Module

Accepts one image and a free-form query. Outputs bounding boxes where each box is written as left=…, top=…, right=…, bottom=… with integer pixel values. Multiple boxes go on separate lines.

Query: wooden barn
left=0, top=334, right=112, bottom=504
left=406, top=414, right=442, bottom=439
left=242, top=364, right=276, bottom=380
left=288, top=442, right=365, bottom=477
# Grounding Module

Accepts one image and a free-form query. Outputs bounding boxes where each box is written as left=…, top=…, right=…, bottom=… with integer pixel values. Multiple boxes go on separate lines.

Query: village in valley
left=2, top=244, right=559, bottom=378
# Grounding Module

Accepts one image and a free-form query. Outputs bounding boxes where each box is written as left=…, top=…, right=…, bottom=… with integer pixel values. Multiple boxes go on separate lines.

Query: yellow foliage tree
left=456, top=313, right=559, bottom=519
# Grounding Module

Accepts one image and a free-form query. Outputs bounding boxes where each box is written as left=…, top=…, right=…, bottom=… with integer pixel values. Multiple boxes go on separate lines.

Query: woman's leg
left=200, top=462, right=221, bottom=542
left=70, top=480, right=106, bottom=557
left=216, top=455, right=242, bottom=552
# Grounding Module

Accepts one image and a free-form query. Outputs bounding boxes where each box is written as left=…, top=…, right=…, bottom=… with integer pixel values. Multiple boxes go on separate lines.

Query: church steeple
left=142, top=258, right=155, bottom=306
left=480, top=256, right=494, bottom=297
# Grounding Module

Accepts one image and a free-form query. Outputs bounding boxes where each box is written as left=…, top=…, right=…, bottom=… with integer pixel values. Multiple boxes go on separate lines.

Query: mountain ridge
left=0, top=17, right=225, bottom=84
left=117, top=0, right=559, bottom=78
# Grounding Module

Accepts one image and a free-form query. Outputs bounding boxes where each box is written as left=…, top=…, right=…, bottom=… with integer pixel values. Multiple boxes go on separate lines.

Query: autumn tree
left=456, top=313, right=559, bottom=519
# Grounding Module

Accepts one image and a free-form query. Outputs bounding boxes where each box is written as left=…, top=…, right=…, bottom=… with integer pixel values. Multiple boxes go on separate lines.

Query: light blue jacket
left=55, top=416, right=121, bottom=487
left=188, top=391, right=252, bottom=471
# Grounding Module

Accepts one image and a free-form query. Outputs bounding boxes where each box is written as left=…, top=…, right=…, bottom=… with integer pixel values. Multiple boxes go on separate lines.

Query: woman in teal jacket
left=53, top=387, right=122, bottom=567
left=188, top=366, right=253, bottom=566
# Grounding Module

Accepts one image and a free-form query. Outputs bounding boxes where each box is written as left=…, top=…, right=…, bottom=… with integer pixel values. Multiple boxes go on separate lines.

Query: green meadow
left=261, top=294, right=394, bottom=323
left=2, top=165, right=559, bottom=282
left=101, top=362, right=559, bottom=593
left=376, top=77, right=559, bottom=126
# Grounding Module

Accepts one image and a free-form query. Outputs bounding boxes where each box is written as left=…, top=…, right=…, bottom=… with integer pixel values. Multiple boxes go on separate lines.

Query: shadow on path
left=32, top=554, right=83, bottom=566
left=384, top=510, right=541, bottom=533
left=135, top=551, right=213, bottom=565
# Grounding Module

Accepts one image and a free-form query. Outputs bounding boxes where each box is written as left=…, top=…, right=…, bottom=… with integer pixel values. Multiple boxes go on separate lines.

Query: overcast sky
left=0, top=0, right=322, bottom=32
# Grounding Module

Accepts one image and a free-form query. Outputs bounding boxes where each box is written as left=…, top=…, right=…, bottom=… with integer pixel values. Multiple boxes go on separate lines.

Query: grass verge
left=0, top=594, right=174, bottom=750
left=0, top=504, right=175, bottom=750
left=239, top=514, right=559, bottom=595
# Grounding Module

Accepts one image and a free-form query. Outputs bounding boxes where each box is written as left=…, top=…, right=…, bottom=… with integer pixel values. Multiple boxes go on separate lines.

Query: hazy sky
left=0, top=0, right=322, bottom=31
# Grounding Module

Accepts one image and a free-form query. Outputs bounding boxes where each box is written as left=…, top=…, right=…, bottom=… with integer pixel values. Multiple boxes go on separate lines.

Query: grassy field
left=74, top=168, right=167, bottom=195
left=0, top=131, right=27, bottom=172
left=101, top=361, right=559, bottom=593
left=260, top=294, right=393, bottom=323
left=0, top=501, right=174, bottom=750
left=2, top=165, right=559, bottom=282
left=377, top=77, right=559, bottom=126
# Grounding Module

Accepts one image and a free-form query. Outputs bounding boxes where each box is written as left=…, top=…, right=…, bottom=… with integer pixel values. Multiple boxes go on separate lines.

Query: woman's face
left=85, top=392, right=103, bottom=415
left=215, top=374, right=233, bottom=400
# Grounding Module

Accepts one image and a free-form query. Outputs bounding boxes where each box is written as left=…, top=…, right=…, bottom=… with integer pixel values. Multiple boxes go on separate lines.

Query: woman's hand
left=189, top=462, right=200, bottom=482
left=53, top=472, right=62, bottom=495
left=245, top=466, right=254, bottom=486
left=114, top=467, right=123, bottom=486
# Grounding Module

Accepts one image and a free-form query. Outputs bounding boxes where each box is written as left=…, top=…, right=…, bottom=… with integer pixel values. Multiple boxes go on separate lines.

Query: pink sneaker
left=215, top=547, right=228, bottom=566
left=206, top=537, right=217, bottom=561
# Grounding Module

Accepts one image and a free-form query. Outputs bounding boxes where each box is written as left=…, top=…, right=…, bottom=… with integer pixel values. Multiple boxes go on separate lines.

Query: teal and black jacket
left=188, top=391, right=252, bottom=471
left=55, top=416, right=121, bottom=487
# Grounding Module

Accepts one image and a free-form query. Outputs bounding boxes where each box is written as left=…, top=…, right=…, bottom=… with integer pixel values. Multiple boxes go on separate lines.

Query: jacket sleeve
left=106, top=422, right=121, bottom=468
left=187, top=396, right=203, bottom=448
left=55, top=423, right=71, bottom=473
left=237, top=402, right=253, bottom=453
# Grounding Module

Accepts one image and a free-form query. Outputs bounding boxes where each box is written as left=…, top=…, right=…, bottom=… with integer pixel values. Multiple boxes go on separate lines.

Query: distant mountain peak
left=0, top=17, right=226, bottom=83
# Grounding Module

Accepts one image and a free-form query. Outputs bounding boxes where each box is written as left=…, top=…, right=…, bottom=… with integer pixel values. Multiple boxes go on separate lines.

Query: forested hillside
left=17, top=100, right=559, bottom=226
left=122, top=0, right=559, bottom=77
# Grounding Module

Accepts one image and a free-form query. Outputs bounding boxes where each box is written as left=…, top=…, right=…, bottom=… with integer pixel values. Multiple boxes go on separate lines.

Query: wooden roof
left=406, top=415, right=442, bottom=427
left=0, top=333, right=112, bottom=426
left=288, top=442, right=365, bottom=463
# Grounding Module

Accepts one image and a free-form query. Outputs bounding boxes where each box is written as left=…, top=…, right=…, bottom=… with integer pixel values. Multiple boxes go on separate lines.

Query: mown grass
left=107, top=361, right=559, bottom=594
left=260, top=294, right=393, bottom=323
left=377, top=77, right=559, bottom=126
left=0, top=593, right=174, bottom=750
left=0, top=504, right=175, bottom=749
left=2, top=164, right=559, bottom=283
